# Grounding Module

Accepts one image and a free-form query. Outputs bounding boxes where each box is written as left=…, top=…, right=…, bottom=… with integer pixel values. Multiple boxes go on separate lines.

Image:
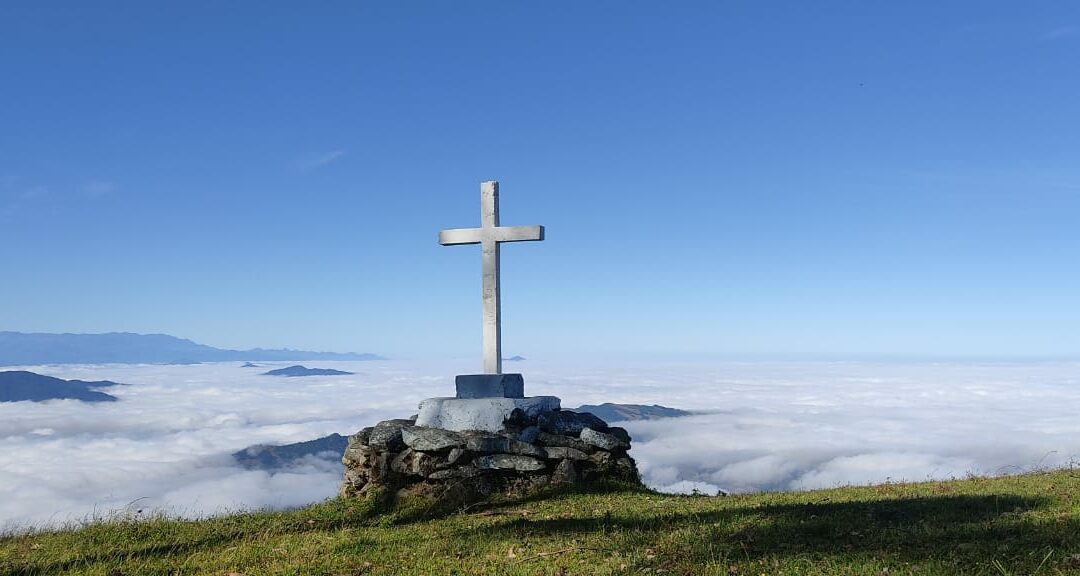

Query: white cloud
left=2, top=360, right=1080, bottom=531
left=1042, top=25, right=1080, bottom=41
left=83, top=182, right=116, bottom=197
left=296, top=150, right=346, bottom=172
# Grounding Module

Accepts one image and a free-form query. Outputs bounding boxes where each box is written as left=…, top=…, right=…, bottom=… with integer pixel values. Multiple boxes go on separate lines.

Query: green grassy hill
left=3, top=470, right=1080, bottom=575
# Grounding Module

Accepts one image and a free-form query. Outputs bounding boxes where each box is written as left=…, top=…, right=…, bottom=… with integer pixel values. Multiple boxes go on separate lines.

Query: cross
left=440, top=180, right=544, bottom=375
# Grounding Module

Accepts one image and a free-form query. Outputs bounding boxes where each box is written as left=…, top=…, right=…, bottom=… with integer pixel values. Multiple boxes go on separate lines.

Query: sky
left=2, top=2, right=1080, bottom=362
left=4, top=359, right=1080, bottom=530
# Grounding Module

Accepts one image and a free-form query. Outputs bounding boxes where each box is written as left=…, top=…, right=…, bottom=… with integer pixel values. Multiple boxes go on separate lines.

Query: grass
left=3, top=470, right=1080, bottom=575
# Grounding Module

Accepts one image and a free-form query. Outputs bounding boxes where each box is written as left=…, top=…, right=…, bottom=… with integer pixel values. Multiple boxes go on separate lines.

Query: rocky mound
left=339, top=408, right=639, bottom=504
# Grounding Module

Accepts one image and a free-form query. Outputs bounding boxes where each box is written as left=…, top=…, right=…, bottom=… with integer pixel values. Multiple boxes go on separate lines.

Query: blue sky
left=2, top=2, right=1078, bottom=361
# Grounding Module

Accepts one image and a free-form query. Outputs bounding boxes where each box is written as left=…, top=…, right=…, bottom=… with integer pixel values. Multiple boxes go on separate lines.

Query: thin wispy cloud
left=82, top=181, right=117, bottom=198
left=1041, top=25, right=1080, bottom=41
left=19, top=186, right=49, bottom=200
left=296, top=150, right=346, bottom=172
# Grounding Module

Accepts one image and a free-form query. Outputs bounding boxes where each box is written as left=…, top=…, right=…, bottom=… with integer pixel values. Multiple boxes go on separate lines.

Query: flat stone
left=507, top=439, right=546, bottom=458
left=428, top=466, right=481, bottom=480
left=544, top=446, right=590, bottom=461
left=402, top=427, right=464, bottom=452
left=415, top=396, right=561, bottom=432
left=455, top=373, right=525, bottom=399
left=465, top=435, right=509, bottom=453
left=368, top=419, right=412, bottom=451
left=536, top=431, right=593, bottom=452
left=581, top=427, right=630, bottom=451
left=473, top=454, right=546, bottom=472
left=538, top=410, right=607, bottom=436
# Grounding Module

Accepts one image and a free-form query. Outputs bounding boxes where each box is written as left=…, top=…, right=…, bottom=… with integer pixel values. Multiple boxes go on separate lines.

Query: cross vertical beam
left=480, top=181, right=502, bottom=374
left=439, top=180, right=544, bottom=375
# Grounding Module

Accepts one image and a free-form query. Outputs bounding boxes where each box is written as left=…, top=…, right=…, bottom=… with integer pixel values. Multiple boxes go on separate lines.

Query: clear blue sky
left=2, top=2, right=1078, bottom=361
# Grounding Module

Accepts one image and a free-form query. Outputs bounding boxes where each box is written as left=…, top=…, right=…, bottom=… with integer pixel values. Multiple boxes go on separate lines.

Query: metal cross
left=439, top=180, right=544, bottom=375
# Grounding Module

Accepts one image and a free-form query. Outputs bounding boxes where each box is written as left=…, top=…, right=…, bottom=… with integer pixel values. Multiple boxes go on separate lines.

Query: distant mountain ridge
left=0, top=332, right=383, bottom=366
left=262, top=365, right=354, bottom=377
left=571, top=403, right=692, bottom=422
left=233, top=434, right=349, bottom=471
left=0, top=371, right=121, bottom=403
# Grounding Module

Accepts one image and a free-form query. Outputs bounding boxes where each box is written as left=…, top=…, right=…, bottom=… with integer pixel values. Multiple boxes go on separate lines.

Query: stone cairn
left=339, top=408, right=640, bottom=503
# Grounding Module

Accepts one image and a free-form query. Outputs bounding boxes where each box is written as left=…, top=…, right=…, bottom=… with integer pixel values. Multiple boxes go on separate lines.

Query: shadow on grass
left=456, top=494, right=1078, bottom=571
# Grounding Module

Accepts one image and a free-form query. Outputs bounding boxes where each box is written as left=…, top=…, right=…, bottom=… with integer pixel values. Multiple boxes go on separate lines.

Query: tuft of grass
left=3, top=471, right=1080, bottom=575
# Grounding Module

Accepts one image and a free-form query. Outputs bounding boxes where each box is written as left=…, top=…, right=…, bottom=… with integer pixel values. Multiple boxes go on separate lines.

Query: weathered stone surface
left=615, top=457, right=638, bottom=480
left=428, top=466, right=482, bottom=480
left=446, top=447, right=466, bottom=465
left=402, top=426, right=464, bottom=452
left=506, top=438, right=546, bottom=458
left=504, top=408, right=534, bottom=429
left=368, top=419, right=412, bottom=451
left=415, top=396, right=561, bottom=432
left=536, top=431, right=592, bottom=452
left=552, top=458, right=578, bottom=484
left=538, top=410, right=607, bottom=435
left=474, top=454, right=546, bottom=472
left=390, top=448, right=415, bottom=474
left=465, top=435, right=508, bottom=453
left=342, top=444, right=373, bottom=467
left=544, top=446, right=589, bottom=461
left=517, top=425, right=540, bottom=444
left=607, top=426, right=631, bottom=444
left=350, top=427, right=373, bottom=445
left=580, top=427, right=630, bottom=451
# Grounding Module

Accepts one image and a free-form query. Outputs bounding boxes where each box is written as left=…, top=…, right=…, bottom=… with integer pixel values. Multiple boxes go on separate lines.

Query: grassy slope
left=3, top=470, right=1080, bottom=576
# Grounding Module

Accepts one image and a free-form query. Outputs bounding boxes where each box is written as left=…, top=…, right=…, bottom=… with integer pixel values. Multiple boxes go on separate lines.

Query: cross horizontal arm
left=494, top=225, right=544, bottom=242
left=439, top=228, right=483, bottom=245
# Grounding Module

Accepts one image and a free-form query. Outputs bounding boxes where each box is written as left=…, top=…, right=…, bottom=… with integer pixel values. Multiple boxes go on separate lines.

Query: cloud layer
left=2, top=360, right=1079, bottom=530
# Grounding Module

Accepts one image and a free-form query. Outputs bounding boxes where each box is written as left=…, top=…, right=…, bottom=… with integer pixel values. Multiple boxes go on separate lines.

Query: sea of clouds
left=2, top=359, right=1079, bottom=531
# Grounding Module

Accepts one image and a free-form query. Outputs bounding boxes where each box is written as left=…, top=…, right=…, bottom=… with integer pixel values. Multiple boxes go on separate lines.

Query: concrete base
left=415, top=396, right=561, bottom=432
left=455, top=373, right=525, bottom=399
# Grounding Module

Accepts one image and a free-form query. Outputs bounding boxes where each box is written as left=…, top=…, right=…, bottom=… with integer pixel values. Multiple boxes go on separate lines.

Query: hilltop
left=0, top=371, right=121, bottom=403
left=2, top=469, right=1079, bottom=574
left=262, top=365, right=355, bottom=377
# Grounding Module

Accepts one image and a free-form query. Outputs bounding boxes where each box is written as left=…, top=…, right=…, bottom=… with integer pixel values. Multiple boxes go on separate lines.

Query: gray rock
left=544, top=446, right=589, bottom=460
left=538, top=410, right=607, bottom=435
left=350, top=427, right=373, bottom=446
left=504, top=407, right=533, bottom=428
left=402, top=427, right=464, bottom=452
left=390, top=448, right=416, bottom=474
left=473, top=454, right=546, bottom=472
left=506, top=438, right=546, bottom=458
left=552, top=458, right=578, bottom=484
left=580, top=427, right=630, bottom=451
left=446, top=447, right=467, bottom=465
left=342, top=444, right=374, bottom=467
left=607, top=426, right=631, bottom=445
left=517, top=426, right=540, bottom=444
left=537, top=431, right=593, bottom=452
left=428, top=466, right=481, bottom=480
left=368, top=419, right=412, bottom=451
left=465, top=435, right=509, bottom=453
